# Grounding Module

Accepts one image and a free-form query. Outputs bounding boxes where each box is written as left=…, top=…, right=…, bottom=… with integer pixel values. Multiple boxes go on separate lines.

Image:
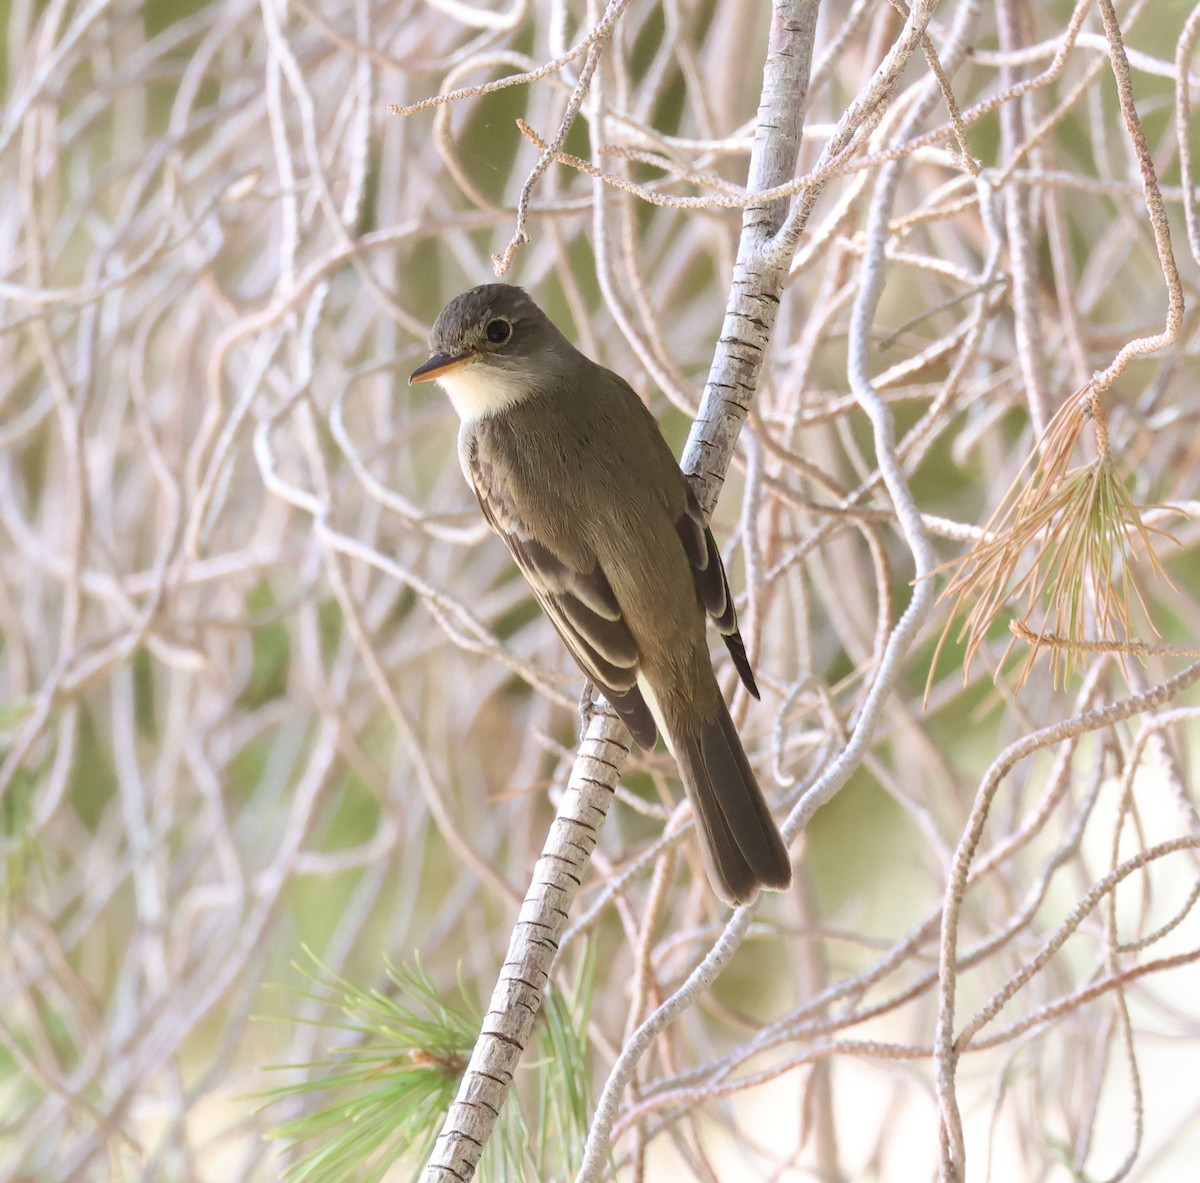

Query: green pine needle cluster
left=259, top=948, right=593, bottom=1183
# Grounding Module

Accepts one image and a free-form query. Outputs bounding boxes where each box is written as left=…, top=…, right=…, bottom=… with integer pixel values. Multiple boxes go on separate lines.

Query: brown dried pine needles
left=930, top=386, right=1182, bottom=694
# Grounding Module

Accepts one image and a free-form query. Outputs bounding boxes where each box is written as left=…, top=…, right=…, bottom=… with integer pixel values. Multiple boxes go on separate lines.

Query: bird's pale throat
left=431, top=357, right=538, bottom=422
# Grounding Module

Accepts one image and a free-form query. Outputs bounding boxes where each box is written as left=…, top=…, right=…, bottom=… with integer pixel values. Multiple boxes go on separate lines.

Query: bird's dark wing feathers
left=468, top=442, right=658, bottom=749
left=676, top=490, right=760, bottom=700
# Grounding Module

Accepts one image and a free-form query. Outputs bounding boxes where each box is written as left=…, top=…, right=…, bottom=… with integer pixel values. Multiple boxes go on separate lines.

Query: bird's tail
left=672, top=700, right=792, bottom=906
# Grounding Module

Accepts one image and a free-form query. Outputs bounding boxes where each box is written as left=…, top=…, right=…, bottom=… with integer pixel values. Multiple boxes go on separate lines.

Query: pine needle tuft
left=929, top=387, right=1179, bottom=693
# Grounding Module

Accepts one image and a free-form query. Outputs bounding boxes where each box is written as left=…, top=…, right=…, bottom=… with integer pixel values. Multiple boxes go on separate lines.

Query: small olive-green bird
left=410, top=284, right=791, bottom=905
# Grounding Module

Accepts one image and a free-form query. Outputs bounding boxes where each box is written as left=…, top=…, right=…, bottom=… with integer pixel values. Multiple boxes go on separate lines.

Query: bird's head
left=409, top=284, right=568, bottom=421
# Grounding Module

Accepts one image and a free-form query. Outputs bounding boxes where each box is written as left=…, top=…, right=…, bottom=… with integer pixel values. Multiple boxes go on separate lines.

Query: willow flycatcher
left=411, top=284, right=790, bottom=906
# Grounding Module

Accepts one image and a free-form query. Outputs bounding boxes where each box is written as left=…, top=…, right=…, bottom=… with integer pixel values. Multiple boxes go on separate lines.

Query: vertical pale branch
left=1089, top=0, right=1184, bottom=394
left=423, top=4, right=819, bottom=1181
left=680, top=0, right=819, bottom=513
left=1175, top=2, right=1200, bottom=265
left=997, top=0, right=1052, bottom=437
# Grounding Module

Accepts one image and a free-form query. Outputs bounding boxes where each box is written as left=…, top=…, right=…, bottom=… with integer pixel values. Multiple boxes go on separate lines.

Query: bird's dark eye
left=485, top=318, right=511, bottom=344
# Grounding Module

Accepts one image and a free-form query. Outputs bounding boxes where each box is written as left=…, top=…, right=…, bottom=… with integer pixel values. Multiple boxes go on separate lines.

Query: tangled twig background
left=2, top=1, right=1200, bottom=1181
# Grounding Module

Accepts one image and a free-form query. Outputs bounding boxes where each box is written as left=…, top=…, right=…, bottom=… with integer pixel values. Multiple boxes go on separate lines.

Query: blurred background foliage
left=3, top=1, right=1200, bottom=1180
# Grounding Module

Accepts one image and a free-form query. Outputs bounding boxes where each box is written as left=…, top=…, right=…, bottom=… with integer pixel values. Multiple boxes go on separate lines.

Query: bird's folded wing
left=675, top=488, right=760, bottom=699
left=469, top=452, right=657, bottom=749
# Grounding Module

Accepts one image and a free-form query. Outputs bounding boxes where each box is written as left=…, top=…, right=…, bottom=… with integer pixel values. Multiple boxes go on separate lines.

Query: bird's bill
left=409, top=350, right=472, bottom=385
